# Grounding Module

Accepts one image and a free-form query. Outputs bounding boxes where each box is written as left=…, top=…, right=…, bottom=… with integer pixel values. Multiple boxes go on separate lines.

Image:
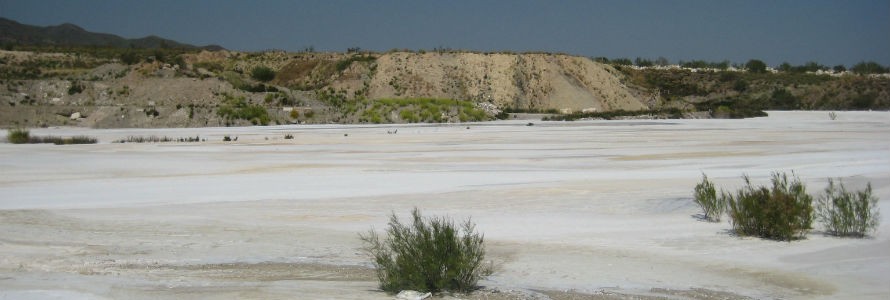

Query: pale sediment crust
left=1, top=111, right=888, bottom=299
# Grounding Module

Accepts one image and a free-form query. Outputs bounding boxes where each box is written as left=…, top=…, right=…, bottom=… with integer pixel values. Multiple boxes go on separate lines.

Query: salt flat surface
left=1, top=111, right=889, bottom=299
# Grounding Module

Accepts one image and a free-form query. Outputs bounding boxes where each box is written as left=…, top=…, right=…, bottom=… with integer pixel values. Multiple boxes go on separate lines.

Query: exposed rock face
left=332, top=52, right=647, bottom=112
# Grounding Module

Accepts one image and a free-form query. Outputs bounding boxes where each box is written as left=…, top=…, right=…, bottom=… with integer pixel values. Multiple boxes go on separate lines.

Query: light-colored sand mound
left=362, top=52, right=645, bottom=112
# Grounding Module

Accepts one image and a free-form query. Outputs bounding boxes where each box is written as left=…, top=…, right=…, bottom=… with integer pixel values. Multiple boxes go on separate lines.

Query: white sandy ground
left=0, top=111, right=888, bottom=299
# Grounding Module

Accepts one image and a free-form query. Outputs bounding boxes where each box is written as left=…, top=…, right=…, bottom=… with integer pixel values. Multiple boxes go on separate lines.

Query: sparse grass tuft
left=360, top=208, right=489, bottom=294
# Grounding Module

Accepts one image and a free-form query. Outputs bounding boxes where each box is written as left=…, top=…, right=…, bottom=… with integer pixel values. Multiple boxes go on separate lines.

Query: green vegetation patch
left=7, top=128, right=31, bottom=144
left=220, top=71, right=277, bottom=93
left=372, top=98, right=489, bottom=123
left=544, top=108, right=685, bottom=121
left=217, top=94, right=270, bottom=125
left=336, top=54, right=376, bottom=73
left=250, top=66, right=276, bottom=82
left=113, top=135, right=202, bottom=143
left=318, top=91, right=490, bottom=124
left=694, top=172, right=880, bottom=240
left=6, top=129, right=97, bottom=145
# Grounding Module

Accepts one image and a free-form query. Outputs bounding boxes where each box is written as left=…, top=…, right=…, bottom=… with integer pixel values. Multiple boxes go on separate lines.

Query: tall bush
left=694, top=174, right=724, bottom=221
left=360, top=208, right=488, bottom=293
left=724, top=172, right=813, bottom=241
left=816, top=179, right=880, bottom=237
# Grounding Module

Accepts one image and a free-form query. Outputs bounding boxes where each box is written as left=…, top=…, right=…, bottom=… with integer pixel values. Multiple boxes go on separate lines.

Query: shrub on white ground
left=816, top=179, right=880, bottom=237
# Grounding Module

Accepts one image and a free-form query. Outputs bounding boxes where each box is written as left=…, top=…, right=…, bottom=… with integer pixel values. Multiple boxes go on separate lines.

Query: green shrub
left=7, top=128, right=30, bottom=144
left=816, top=179, right=880, bottom=237
left=712, top=106, right=732, bottom=118
left=770, top=88, right=800, bottom=110
left=251, top=66, right=276, bottom=82
left=221, top=71, right=271, bottom=92
left=145, top=108, right=160, bottom=117
left=119, top=51, right=140, bottom=65
left=723, top=172, right=814, bottom=241
left=336, top=55, right=376, bottom=72
left=360, top=208, right=489, bottom=294
left=851, top=61, right=888, bottom=75
left=68, top=81, right=84, bottom=95
left=745, top=59, right=767, bottom=73
left=694, top=174, right=724, bottom=222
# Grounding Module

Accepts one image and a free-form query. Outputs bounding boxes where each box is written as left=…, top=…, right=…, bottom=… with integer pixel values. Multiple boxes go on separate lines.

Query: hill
left=0, top=49, right=652, bottom=128
left=270, top=51, right=648, bottom=112
left=0, top=18, right=222, bottom=50
left=0, top=48, right=888, bottom=128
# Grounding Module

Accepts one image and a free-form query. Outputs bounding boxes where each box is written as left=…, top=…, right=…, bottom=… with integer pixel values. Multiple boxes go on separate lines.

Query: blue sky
left=2, top=0, right=888, bottom=67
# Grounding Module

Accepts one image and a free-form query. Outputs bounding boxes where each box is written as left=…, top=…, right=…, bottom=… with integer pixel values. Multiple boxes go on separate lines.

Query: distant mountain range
left=0, top=18, right=224, bottom=50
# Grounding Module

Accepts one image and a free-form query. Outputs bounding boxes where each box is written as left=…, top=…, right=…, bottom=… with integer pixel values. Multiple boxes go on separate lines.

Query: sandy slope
left=1, top=111, right=888, bottom=299
left=364, top=52, right=645, bottom=111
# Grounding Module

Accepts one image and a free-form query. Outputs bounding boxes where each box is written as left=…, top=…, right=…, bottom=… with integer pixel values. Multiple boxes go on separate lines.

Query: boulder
left=70, top=112, right=82, bottom=120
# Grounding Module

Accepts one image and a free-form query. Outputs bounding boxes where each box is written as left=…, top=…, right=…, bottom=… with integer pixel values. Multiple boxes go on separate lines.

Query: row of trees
left=595, top=56, right=889, bottom=75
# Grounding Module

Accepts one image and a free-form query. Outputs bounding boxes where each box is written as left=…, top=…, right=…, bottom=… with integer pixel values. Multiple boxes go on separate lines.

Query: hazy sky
left=2, top=0, right=888, bottom=66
